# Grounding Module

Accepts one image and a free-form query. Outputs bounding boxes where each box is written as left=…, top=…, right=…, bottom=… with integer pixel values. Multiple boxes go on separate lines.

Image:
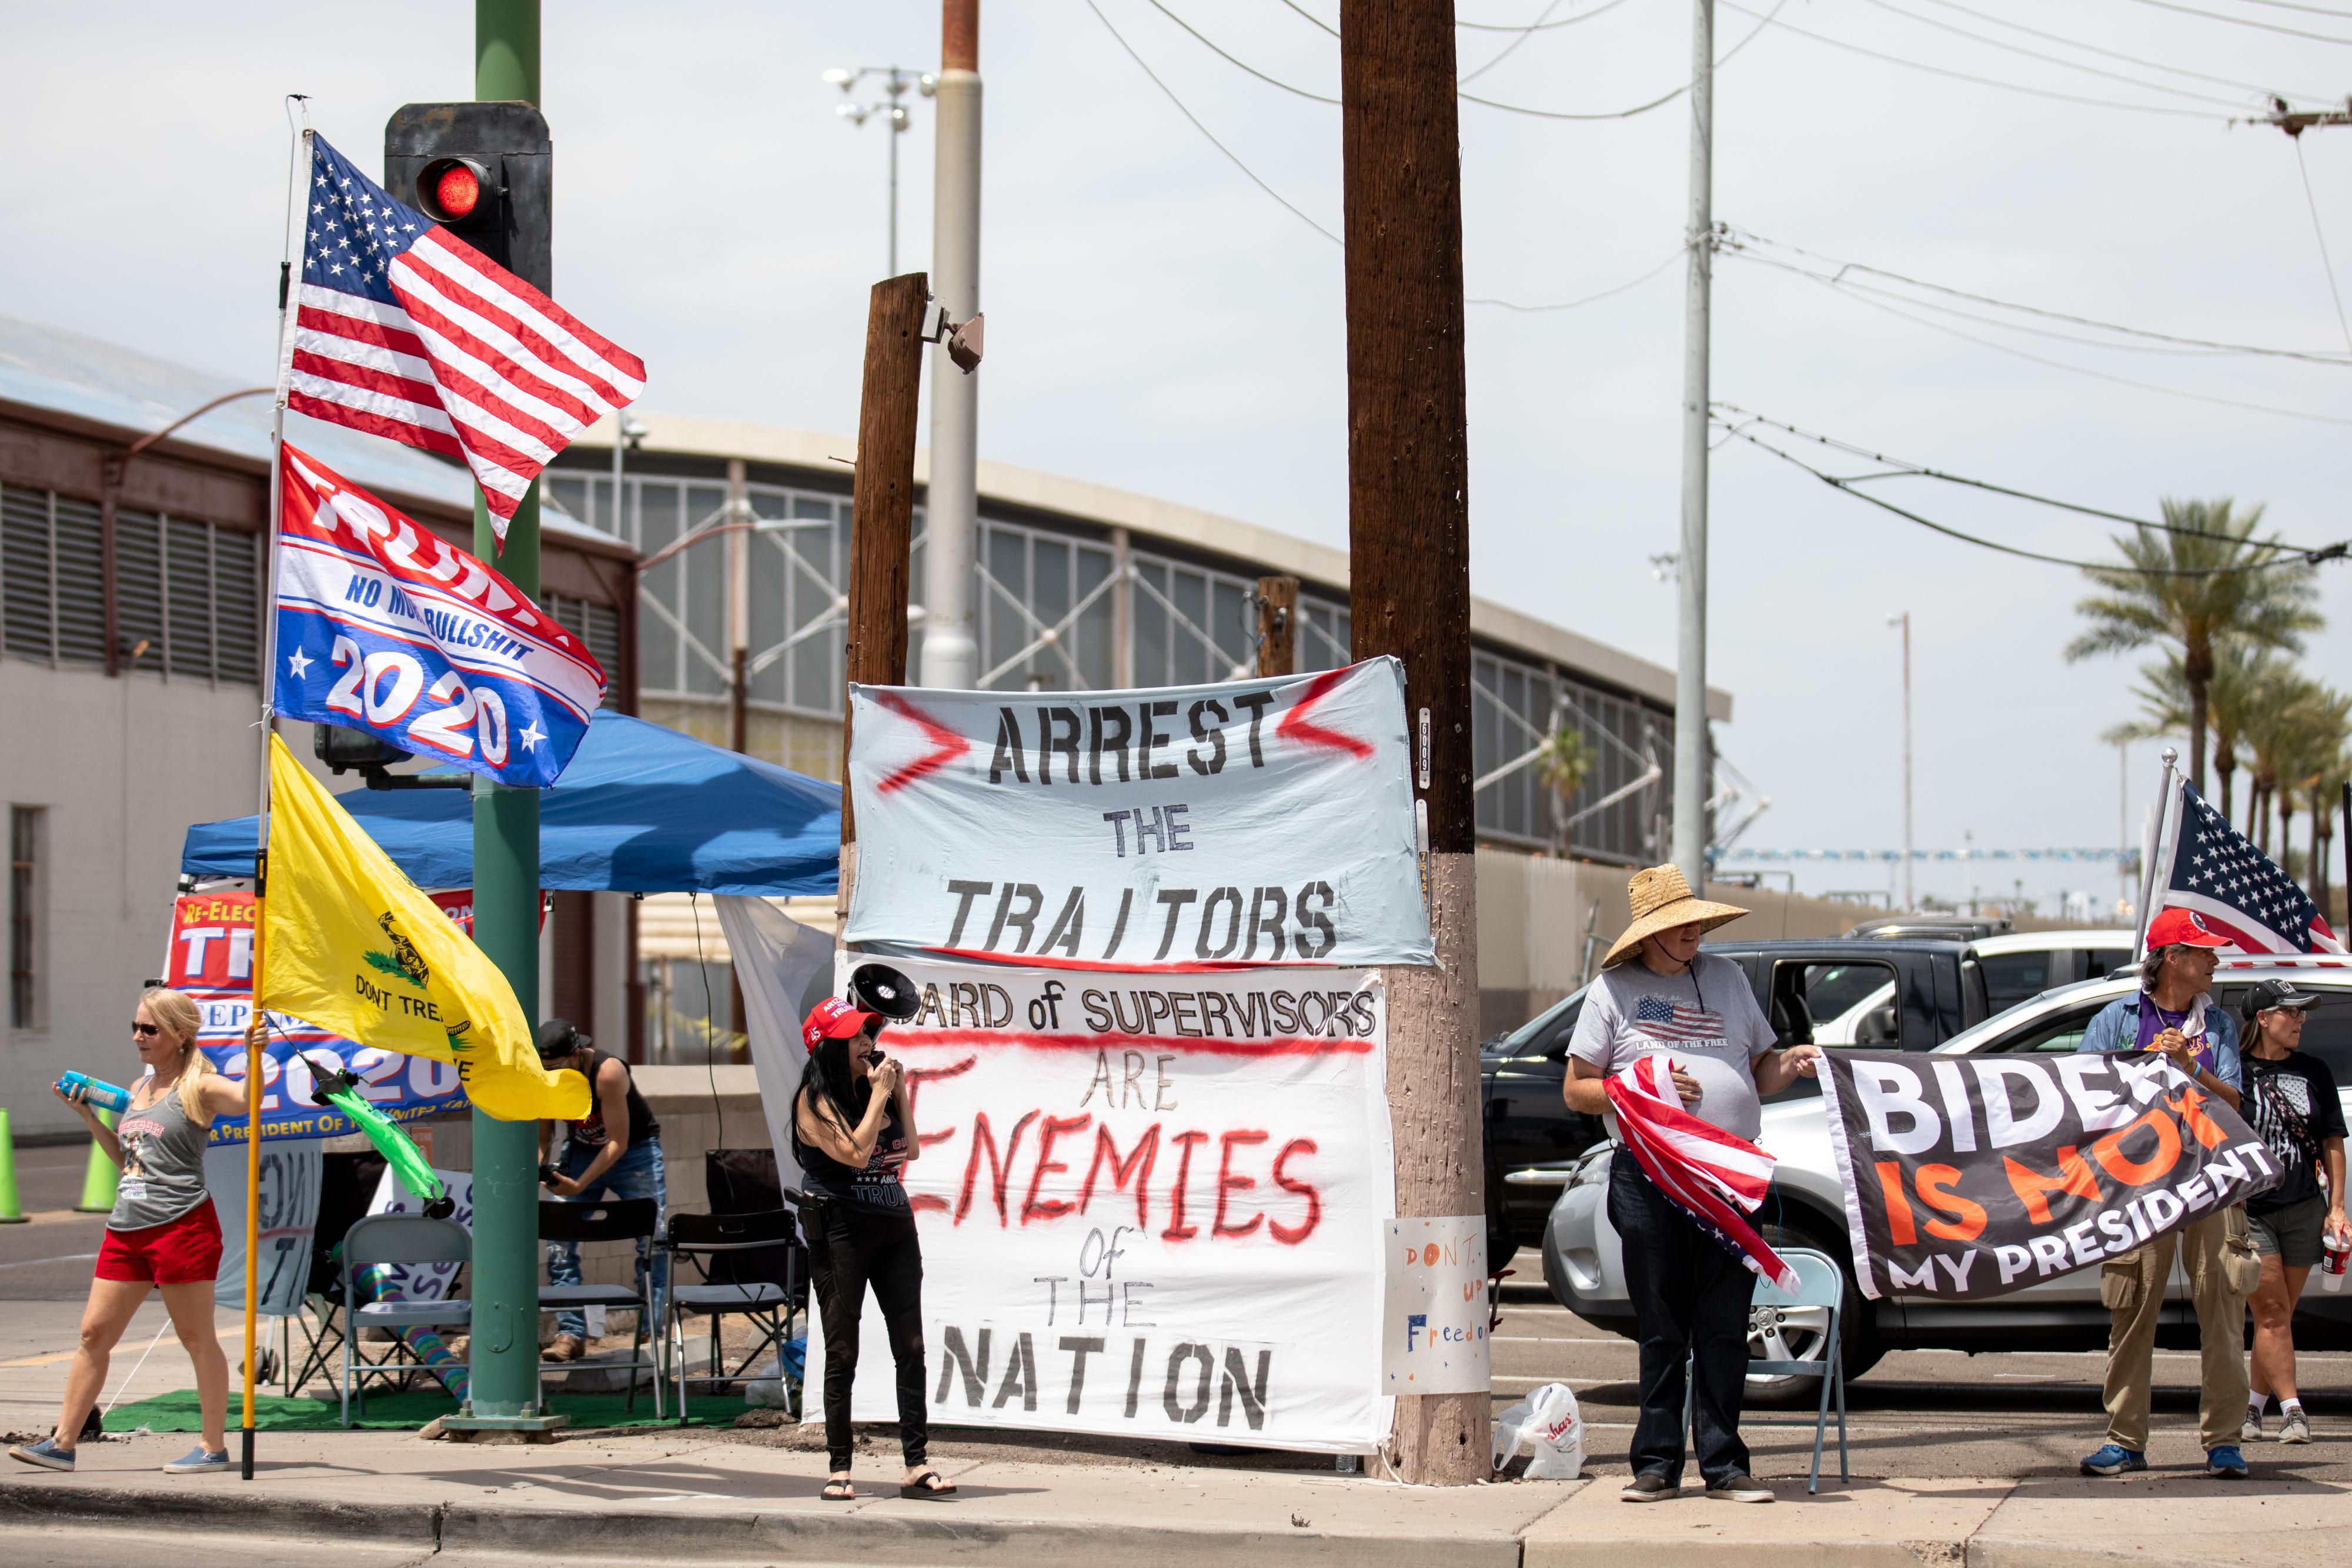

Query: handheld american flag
left=2154, top=780, right=2343, bottom=958
left=278, top=133, right=644, bottom=544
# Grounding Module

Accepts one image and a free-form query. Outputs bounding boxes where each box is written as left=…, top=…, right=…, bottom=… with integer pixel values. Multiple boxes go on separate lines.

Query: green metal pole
left=460, top=0, right=550, bottom=1428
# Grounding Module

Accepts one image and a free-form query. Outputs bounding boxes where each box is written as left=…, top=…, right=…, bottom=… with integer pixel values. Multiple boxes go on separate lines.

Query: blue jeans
left=546, top=1138, right=667, bottom=1340
left=1608, top=1152, right=1754, bottom=1487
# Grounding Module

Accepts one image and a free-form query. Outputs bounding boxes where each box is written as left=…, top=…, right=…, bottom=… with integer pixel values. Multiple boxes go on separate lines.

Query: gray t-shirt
left=1569, top=952, right=1778, bottom=1142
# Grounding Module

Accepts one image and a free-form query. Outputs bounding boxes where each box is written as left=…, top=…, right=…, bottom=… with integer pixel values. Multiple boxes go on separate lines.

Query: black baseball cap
left=2242, top=978, right=2320, bottom=1019
left=536, top=1018, right=589, bottom=1061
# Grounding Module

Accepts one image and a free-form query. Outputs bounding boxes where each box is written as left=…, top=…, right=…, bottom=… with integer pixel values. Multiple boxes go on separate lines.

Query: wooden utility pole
left=838, top=271, right=930, bottom=911
left=1339, top=1, right=1484, bottom=1485
left=1254, top=575, right=1297, bottom=678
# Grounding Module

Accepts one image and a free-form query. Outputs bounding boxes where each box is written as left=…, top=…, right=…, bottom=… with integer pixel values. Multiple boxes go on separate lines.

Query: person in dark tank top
left=536, top=1018, right=668, bottom=1363
left=796, top=994, right=952, bottom=1501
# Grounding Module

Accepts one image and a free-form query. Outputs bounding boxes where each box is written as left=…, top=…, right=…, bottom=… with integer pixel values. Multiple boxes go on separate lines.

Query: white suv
left=1542, top=961, right=2352, bottom=1400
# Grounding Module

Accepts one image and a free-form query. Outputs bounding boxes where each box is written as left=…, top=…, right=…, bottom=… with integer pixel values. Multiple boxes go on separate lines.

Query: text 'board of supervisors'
left=803, top=952, right=1396, bottom=1453
left=841, top=658, right=1434, bottom=970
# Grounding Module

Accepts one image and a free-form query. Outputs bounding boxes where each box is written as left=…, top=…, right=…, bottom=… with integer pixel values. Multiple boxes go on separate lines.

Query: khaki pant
left=2100, top=1206, right=2250, bottom=1453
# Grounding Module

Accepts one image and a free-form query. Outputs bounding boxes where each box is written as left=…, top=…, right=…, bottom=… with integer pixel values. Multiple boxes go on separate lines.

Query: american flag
left=1633, top=995, right=1728, bottom=1042
left=1607, top=1054, right=1797, bottom=1292
left=2157, top=781, right=2343, bottom=957
left=279, top=134, right=645, bottom=543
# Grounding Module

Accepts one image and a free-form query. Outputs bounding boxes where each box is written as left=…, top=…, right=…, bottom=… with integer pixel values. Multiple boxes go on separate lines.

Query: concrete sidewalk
left=3, top=1423, right=2346, bottom=1567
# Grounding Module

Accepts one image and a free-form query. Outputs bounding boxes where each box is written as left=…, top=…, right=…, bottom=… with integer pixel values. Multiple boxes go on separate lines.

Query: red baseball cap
left=801, top=997, right=879, bottom=1053
left=2146, top=908, right=2231, bottom=951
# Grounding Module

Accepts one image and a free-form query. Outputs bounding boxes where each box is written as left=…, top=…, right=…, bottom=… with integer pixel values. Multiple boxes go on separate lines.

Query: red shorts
left=95, top=1198, right=223, bottom=1286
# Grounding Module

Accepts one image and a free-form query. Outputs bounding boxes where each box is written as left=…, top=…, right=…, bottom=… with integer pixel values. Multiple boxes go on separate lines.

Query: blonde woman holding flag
left=11, top=991, right=247, bottom=1475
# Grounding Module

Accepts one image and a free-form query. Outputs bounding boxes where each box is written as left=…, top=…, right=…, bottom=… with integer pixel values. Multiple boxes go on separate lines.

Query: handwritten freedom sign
left=841, top=659, right=1431, bottom=969
left=1819, top=1048, right=2278, bottom=1300
left=803, top=952, right=1395, bottom=1453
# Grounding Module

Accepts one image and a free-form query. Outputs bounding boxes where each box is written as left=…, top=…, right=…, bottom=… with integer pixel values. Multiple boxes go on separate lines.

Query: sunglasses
left=131, top=1022, right=163, bottom=1038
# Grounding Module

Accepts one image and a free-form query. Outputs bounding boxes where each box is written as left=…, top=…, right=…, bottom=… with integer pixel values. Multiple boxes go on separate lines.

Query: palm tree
left=2067, top=499, right=2322, bottom=793
left=2119, top=643, right=2283, bottom=825
left=1535, top=722, right=1599, bottom=854
left=2315, top=747, right=2350, bottom=922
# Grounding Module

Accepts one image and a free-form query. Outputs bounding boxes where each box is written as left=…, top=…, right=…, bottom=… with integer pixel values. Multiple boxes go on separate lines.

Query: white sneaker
left=2280, top=1409, right=2311, bottom=1445
left=2243, top=1406, right=2264, bottom=1442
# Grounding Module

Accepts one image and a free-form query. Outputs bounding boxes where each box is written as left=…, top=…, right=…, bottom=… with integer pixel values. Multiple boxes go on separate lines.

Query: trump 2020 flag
left=272, top=442, right=605, bottom=787
left=2154, top=780, right=2343, bottom=958
left=279, top=132, right=644, bottom=542
left=261, top=735, right=588, bottom=1123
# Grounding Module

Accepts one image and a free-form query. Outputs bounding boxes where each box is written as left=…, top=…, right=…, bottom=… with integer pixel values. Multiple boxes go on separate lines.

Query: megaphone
left=848, top=962, right=921, bottom=1022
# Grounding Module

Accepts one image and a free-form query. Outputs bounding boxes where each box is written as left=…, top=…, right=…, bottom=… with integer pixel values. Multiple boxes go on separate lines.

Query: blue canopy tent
left=182, top=711, right=841, bottom=895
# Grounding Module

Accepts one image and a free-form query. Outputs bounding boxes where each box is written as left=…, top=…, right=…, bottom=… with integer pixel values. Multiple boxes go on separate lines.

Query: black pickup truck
left=1481, top=937, right=1997, bottom=1252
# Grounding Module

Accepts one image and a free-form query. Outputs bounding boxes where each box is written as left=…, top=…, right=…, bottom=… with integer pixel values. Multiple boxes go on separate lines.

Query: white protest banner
left=803, top=952, right=1394, bottom=1453
left=1382, top=1216, right=1491, bottom=1395
left=206, top=1140, right=323, bottom=1318
left=841, top=658, right=1432, bottom=969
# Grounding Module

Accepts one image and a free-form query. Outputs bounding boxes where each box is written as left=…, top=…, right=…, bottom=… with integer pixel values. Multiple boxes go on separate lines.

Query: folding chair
left=660, top=1208, right=799, bottom=1423
left=539, top=1196, right=662, bottom=1417
left=1740, top=1247, right=1849, bottom=1493
left=339, top=1213, right=472, bottom=1426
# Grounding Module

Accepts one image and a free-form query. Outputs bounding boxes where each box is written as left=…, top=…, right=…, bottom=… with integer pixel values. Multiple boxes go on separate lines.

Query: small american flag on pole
left=1633, top=995, right=1728, bottom=1042
left=2154, top=780, right=2343, bottom=958
left=279, top=133, right=645, bottom=544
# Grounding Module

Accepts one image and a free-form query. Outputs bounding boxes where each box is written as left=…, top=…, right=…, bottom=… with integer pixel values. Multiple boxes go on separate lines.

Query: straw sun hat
left=1601, top=864, right=1750, bottom=969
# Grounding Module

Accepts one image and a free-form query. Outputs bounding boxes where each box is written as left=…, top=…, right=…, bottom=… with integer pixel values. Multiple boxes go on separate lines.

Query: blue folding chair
left=338, top=1213, right=471, bottom=1426
left=1742, top=1246, right=1849, bottom=1492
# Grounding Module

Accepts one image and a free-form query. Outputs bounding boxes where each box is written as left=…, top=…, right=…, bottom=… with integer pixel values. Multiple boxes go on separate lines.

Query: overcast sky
left=8, top=1, right=2349, bottom=915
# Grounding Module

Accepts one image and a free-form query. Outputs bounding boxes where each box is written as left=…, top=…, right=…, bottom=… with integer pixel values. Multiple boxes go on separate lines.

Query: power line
left=1721, top=227, right=2352, bottom=363
left=1716, top=0, right=2234, bottom=118
left=1458, top=0, right=1573, bottom=86
left=1910, top=0, right=2341, bottom=103
left=1145, top=0, right=1338, bottom=103
left=1739, top=257, right=2352, bottom=426
left=1459, top=0, right=1789, bottom=118
left=1716, top=422, right=2348, bottom=573
left=1722, top=244, right=2352, bottom=366
left=1455, top=1, right=1641, bottom=30
left=1852, top=0, right=2283, bottom=109
left=1713, top=403, right=2338, bottom=553
left=2119, top=0, right=2352, bottom=45
left=2295, top=138, right=2352, bottom=353
left=1083, top=0, right=1341, bottom=244
left=2225, top=0, right=2352, bottom=18
left=1468, top=247, right=1684, bottom=311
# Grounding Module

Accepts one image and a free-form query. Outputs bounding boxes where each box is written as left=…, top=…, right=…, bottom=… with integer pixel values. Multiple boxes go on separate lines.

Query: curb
left=0, top=1482, right=1525, bottom=1568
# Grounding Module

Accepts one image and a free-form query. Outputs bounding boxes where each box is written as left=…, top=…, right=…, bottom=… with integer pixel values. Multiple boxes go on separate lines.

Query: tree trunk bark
left=2187, top=681, right=2209, bottom=797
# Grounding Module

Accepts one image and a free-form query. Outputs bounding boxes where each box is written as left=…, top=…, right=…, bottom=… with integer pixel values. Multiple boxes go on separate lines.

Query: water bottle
left=2324, top=1228, right=2349, bottom=1293
left=55, top=1071, right=132, bottom=1115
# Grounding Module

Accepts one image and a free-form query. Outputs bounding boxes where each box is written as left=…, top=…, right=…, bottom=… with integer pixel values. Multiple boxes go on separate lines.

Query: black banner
left=1819, top=1049, right=2278, bottom=1300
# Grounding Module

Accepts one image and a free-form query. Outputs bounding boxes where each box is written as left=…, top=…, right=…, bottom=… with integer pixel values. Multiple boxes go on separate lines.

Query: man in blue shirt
left=2076, top=908, right=2250, bottom=1480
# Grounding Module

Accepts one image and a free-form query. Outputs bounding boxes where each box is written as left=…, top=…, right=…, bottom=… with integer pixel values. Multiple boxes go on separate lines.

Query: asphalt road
left=0, top=1142, right=109, bottom=1302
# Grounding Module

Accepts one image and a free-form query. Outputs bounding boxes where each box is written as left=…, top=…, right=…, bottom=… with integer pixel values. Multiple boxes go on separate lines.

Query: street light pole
left=921, top=0, right=981, bottom=691
left=826, top=65, right=937, bottom=276
left=1888, top=611, right=1912, bottom=911
left=608, top=412, right=645, bottom=543
left=1671, top=0, right=1715, bottom=892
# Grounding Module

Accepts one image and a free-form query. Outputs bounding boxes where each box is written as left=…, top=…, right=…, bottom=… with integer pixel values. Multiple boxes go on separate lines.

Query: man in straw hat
left=1563, top=864, right=1820, bottom=1503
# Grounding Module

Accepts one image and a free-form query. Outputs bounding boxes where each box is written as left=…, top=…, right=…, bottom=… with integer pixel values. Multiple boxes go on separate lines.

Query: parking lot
left=1491, top=1249, right=2352, bottom=1484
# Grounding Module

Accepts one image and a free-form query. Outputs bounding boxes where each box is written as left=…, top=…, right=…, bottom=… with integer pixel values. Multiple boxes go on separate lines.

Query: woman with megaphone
left=795, top=964, right=954, bottom=1502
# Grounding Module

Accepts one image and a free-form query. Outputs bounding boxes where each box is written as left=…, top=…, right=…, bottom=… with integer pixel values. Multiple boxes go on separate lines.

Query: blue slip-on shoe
left=161, top=1446, right=230, bottom=1475
left=2079, top=1444, right=2147, bottom=1476
left=2205, top=1446, right=2250, bottom=1479
left=8, top=1438, right=74, bottom=1472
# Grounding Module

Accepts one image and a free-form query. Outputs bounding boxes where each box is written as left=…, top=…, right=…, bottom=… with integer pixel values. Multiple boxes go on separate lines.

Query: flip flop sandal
left=900, top=1470, right=957, bottom=1499
left=823, top=1479, right=856, bottom=1502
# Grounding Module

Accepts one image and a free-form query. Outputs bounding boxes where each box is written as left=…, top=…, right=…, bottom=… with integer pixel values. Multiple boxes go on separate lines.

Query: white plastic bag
left=743, top=1357, right=790, bottom=1408
left=1492, top=1380, right=1584, bottom=1479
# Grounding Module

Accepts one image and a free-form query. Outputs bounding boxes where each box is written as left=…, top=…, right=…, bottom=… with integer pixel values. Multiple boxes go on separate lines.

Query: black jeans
left=806, top=1201, right=928, bottom=1472
left=1608, top=1152, right=1753, bottom=1487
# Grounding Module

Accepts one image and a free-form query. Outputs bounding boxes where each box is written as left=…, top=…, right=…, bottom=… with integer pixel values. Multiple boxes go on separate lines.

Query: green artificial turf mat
left=102, top=1388, right=739, bottom=1432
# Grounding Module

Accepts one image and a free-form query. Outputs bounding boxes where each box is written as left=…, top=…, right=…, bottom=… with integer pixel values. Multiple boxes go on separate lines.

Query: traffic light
left=385, top=101, right=552, bottom=292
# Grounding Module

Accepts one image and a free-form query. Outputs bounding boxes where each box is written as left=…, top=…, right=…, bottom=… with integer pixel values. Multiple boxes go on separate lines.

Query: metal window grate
left=52, top=496, right=106, bottom=667
left=0, top=485, right=54, bottom=662
left=9, top=805, right=40, bottom=1031
left=116, top=509, right=166, bottom=672
left=213, top=529, right=260, bottom=685
left=166, top=517, right=218, bottom=680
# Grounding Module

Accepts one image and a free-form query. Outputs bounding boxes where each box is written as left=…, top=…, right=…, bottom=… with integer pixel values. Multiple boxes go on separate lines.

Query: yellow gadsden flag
left=260, top=735, right=589, bottom=1121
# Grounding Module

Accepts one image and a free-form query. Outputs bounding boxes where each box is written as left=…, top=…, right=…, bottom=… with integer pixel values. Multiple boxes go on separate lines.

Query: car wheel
left=1742, top=1219, right=1879, bottom=1408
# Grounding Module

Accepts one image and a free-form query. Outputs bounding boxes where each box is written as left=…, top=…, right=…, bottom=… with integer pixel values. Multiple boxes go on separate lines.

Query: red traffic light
left=416, top=157, right=492, bottom=223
